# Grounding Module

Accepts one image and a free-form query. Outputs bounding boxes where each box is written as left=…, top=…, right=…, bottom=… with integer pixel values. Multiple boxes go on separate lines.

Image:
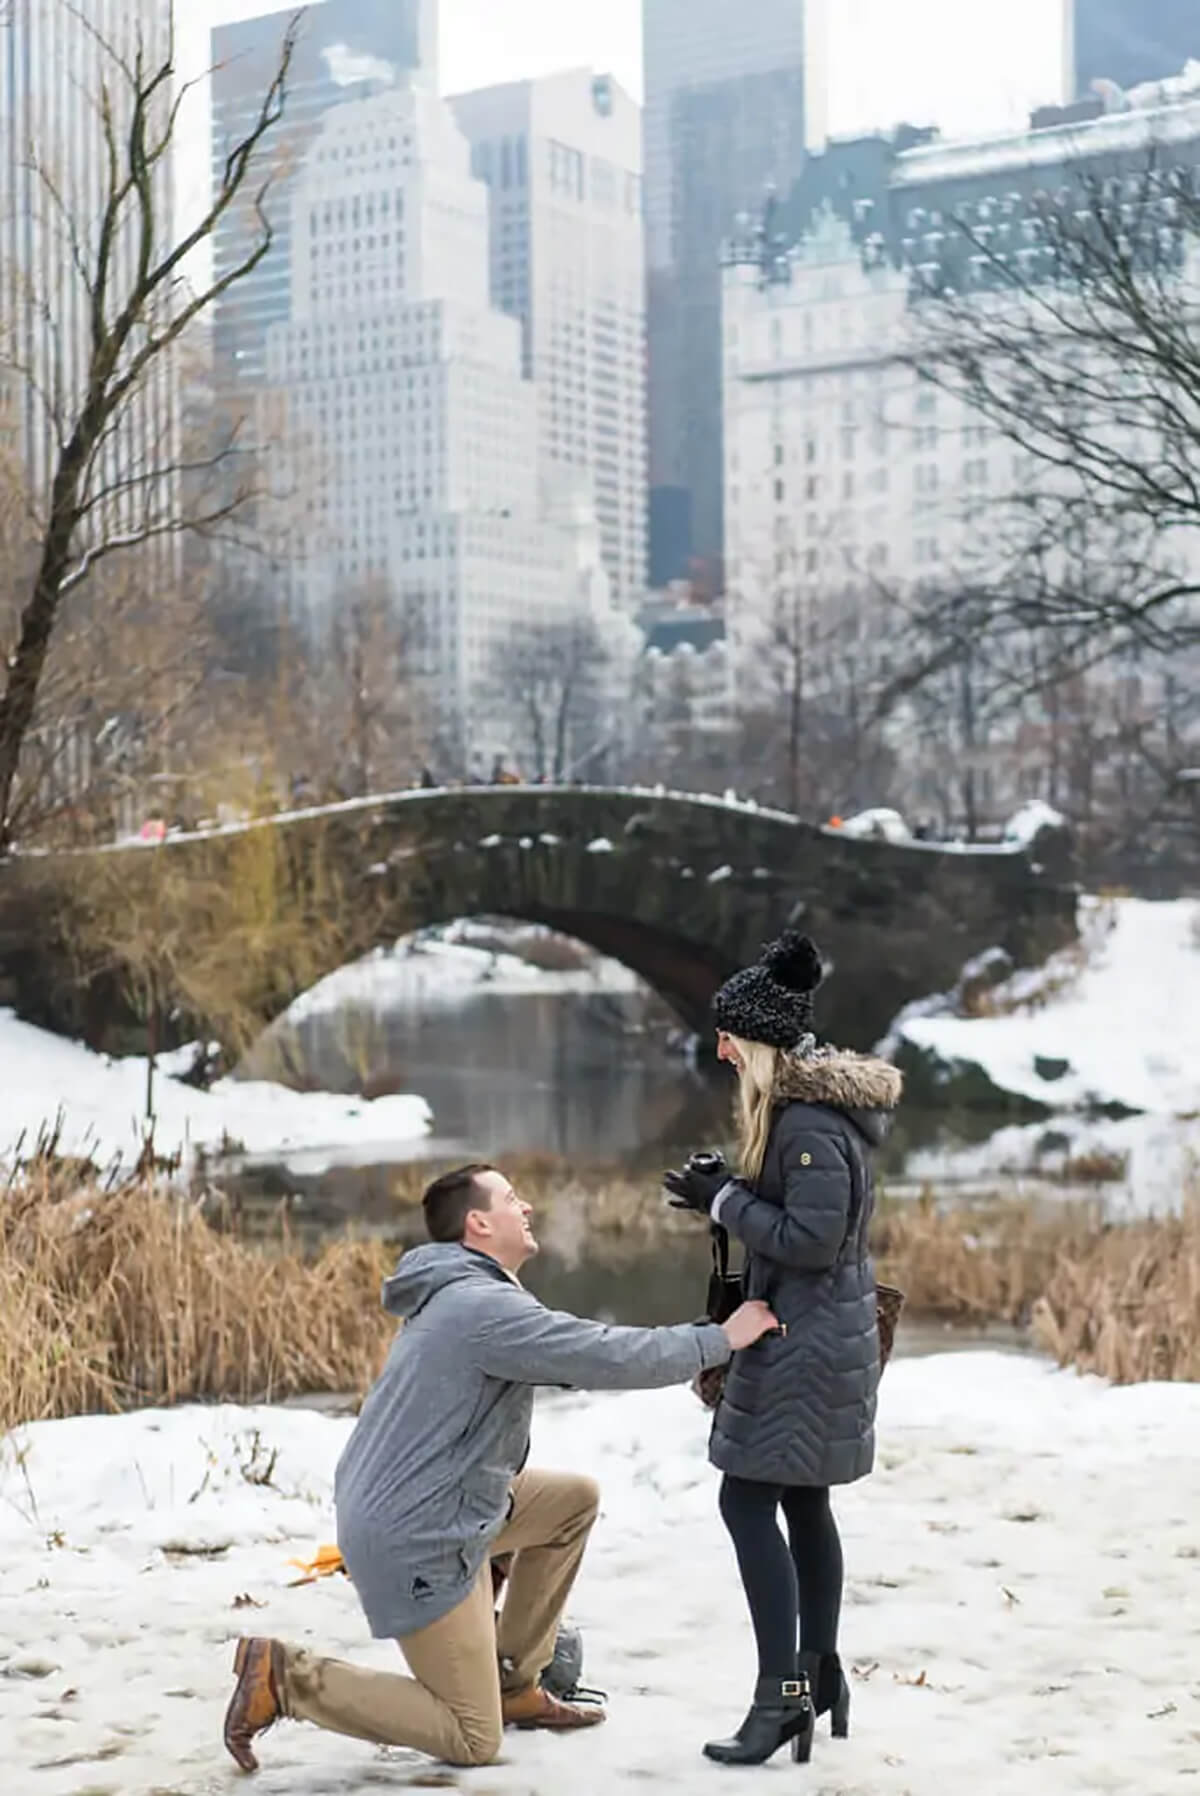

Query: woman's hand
left=663, top=1154, right=729, bottom=1213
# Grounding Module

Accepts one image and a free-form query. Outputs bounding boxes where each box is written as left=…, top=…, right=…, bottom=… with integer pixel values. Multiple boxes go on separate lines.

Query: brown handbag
left=694, top=1227, right=906, bottom=1411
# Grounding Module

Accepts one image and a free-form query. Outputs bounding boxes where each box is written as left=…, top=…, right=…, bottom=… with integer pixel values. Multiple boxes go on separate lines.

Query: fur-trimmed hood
left=772, top=1047, right=902, bottom=1146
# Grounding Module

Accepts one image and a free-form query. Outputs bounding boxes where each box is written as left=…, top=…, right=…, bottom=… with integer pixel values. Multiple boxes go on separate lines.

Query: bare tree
left=726, top=545, right=903, bottom=817
left=907, top=154, right=1200, bottom=681
left=0, top=4, right=302, bottom=844
left=491, top=615, right=610, bottom=782
left=321, top=580, right=429, bottom=797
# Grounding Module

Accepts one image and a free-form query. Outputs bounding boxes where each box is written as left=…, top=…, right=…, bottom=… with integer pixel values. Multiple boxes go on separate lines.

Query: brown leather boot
left=223, top=1637, right=286, bottom=1772
left=502, top=1685, right=606, bottom=1731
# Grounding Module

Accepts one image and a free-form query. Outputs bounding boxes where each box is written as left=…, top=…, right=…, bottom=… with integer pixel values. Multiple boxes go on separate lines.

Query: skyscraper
left=643, top=0, right=818, bottom=587
left=211, top=0, right=436, bottom=388
left=266, top=80, right=611, bottom=759
left=0, top=0, right=175, bottom=498
left=451, top=71, right=647, bottom=606
left=1071, top=1, right=1200, bottom=98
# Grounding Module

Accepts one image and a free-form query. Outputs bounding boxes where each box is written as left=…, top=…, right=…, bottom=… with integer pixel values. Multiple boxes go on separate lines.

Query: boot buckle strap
left=781, top=1678, right=809, bottom=1698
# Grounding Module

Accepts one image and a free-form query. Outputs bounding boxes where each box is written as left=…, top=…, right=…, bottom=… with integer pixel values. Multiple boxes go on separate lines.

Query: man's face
left=465, top=1170, right=538, bottom=1271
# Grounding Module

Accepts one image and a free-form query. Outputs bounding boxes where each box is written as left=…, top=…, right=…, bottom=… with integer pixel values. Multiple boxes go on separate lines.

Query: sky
left=185, top=0, right=1069, bottom=142
left=177, top=0, right=1069, bottom=258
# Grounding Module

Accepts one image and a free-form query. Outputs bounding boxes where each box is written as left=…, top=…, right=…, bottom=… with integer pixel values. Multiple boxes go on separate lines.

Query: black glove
left=663, top=1151, right=730, bottom=1214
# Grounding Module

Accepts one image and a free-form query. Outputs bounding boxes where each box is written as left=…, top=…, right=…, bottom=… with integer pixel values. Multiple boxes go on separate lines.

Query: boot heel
left=792, top=1717, right=814, bottom=1763
left=831, top=1677, right=850, bottom=1738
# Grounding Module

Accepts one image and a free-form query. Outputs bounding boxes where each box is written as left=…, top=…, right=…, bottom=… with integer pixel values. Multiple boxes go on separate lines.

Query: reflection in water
left=236, top=974, right=1189, bottom=1236
left=278, top=986, right=732, bottom=1165
left=260, top=983, right=1003, bottom=1176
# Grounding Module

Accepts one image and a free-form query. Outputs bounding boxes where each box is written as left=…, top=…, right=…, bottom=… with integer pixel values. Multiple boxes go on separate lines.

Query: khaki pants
left=278, top=1468, right=600, bottom=1767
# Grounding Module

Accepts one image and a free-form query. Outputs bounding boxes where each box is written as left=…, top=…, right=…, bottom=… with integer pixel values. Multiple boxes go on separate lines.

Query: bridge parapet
left=0, top=786, right=1078, bottom=1053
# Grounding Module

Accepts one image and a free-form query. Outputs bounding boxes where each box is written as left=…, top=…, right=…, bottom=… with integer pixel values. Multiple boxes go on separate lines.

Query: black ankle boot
left=798, top=1651, right=850, bottom=1738
left=702, top=1674, right=815, bottom=1766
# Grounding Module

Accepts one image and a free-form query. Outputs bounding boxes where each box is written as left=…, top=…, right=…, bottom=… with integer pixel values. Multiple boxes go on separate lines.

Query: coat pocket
left=459, top=1464, right=513, bottom=1537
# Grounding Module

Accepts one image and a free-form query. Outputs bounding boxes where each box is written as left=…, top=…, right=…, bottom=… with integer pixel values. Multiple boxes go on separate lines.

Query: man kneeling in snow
left=224, top=1162, right=777, bottom=1771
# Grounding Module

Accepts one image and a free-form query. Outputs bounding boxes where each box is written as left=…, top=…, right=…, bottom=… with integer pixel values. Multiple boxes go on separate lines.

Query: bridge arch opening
left=240, top=917, right=730, bottom=1164
left=243, top=915, right=707, bottom=1094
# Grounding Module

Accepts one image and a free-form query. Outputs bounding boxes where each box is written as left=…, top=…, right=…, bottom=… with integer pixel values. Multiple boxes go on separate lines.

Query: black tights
left=717, top=1476, right=844, bottom=1680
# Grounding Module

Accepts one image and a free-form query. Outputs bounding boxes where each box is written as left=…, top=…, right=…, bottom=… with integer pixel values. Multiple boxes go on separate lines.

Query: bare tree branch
left=0, top=5, right=303, bottom=844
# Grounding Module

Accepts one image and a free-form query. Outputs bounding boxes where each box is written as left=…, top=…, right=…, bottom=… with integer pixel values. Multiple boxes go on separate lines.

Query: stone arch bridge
left=0, top=786, right=1077, bottom=1054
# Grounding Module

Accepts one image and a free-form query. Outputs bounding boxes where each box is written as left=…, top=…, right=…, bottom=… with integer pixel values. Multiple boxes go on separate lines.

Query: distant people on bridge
left=489, top=754, right=523, bottom=786
left=418, top=765, right=438, bottom=790
left=663, top=931, right=902, bottom=1766
left=222, top=1164, right=777, bottom=1773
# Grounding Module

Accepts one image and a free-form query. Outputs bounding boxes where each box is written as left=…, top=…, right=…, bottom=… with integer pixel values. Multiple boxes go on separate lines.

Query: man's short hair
left=422, top=1163, right=496, bottom=1243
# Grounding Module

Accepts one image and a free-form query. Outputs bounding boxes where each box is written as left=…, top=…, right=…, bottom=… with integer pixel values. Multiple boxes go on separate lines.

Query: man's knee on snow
left=572, top=1474, right=601, bottom=1524
left=452, top=1714, right=504, bottom=1767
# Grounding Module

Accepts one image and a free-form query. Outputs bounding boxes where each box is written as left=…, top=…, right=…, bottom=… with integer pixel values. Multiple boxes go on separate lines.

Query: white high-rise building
left=722, top=94, right=1200, bottom=828
left=211, top=0, right=437, bottom=392
left=722, top=207, right=911, bottom=676
left=451, top=71, right=647, bottom=608
left=266, top=79, right=609, bottom=759
left=0, top=0, right=176, bottom=502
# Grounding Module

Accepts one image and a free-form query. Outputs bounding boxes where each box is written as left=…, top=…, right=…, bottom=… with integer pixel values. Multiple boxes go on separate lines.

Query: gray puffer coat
left=709, top=1048, right=902, bottom=1488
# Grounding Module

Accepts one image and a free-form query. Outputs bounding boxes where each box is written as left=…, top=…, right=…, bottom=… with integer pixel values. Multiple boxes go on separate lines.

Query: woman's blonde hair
left=729, top=1036, right=780, bottom=1180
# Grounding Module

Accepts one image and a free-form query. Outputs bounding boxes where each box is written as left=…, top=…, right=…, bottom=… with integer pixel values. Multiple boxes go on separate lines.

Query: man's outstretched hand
left=721, top=1300, right=781, bottom=1352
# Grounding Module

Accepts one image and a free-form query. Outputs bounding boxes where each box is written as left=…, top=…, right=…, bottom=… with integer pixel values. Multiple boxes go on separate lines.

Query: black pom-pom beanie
left=711, top=931, right=824, bottom=1049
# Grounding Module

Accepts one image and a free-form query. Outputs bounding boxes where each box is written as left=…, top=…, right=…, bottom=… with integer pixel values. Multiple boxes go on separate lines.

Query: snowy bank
left=0, top=1009, right=430, bottom=1175
left=900, top=1109, right=1200, bottom=1218
left=1, top=1354, right=1198, bottom=1795
left=897, top=898, right=1198, bottom=1117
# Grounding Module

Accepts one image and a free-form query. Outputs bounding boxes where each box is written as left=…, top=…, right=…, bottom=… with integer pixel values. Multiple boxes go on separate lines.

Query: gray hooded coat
left=709, top=1048, right=903, bottom=1489
left=334, top=1243, right=730, bottom=1639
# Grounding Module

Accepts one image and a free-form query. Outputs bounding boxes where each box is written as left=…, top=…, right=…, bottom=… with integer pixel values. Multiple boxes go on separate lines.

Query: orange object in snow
left=828, top=815, right=844, bottom=829
left=286, top=1544, right=347, bottom=1586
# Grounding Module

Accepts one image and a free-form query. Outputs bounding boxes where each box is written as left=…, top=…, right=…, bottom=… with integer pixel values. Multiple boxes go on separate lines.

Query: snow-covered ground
left=898, top=898, right=1198, bottom=1118
left=2, top=1353, right=1197, bottom=1796
left=0, top=1009, right=431, bottom=1175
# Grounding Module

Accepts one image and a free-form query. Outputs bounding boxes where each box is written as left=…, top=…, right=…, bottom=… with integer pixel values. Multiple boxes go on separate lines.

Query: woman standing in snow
left=663, top=932, right=901, bottom=1767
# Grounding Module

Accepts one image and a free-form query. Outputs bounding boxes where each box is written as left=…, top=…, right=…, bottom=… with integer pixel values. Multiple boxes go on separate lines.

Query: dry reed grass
left=2, top=1164, right=1197, bottom=1430
left=870, top=1193, right=1100, bottom=1326
left=1031, top=1202, right=1200, bottom=1383
left=0, top=1165, right=395, bottom=1429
